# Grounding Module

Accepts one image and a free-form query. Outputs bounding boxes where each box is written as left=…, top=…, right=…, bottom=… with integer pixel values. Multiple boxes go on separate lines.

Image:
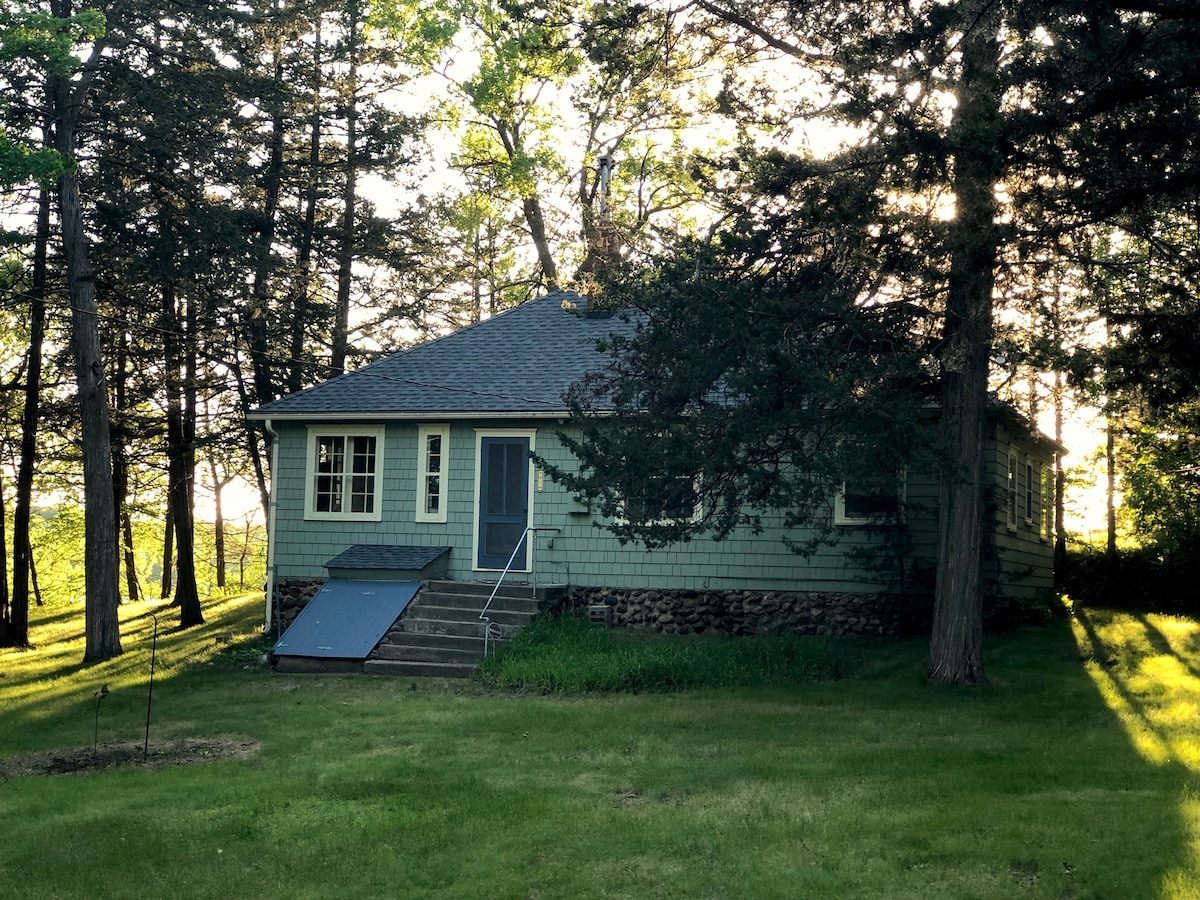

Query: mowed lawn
left=2, top=595, right=1199, bottom=899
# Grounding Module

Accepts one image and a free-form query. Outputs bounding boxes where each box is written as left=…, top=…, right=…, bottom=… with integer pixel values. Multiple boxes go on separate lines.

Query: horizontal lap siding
left=989, top=423, right=1055, bottom=598
left=269, top=418, right=1052, bottom=596
left=532, top=427, right=928, bottom=594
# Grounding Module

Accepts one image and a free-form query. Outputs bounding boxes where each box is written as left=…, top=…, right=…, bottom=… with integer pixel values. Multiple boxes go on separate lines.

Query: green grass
left=476, top=614, right=848, bottom=691
left=3, top=596, right=1200, bottom=898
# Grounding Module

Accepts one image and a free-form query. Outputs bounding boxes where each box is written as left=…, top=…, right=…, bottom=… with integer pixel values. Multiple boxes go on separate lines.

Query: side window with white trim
left=416, top=424, right=450, bottom=523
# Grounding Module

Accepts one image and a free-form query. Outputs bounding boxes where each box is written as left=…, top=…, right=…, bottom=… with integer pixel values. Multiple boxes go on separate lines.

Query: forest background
left=1, top=0, right=1198, bottom=679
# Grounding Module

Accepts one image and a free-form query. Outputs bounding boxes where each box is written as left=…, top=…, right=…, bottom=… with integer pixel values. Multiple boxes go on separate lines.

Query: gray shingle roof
left=324, top=545, right=452, bottom=571
left=253, top=291, right=640, bottom=418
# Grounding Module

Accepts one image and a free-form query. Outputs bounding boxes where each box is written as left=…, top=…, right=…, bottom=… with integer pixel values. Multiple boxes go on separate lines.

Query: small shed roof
left=324, top=545, right=451, bottom=571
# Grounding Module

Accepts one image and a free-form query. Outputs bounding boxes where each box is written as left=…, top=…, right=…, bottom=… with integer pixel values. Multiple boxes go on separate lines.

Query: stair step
left=397, top=619, right=522, bottom=640
left=373, top=643, right=483, bottom=663
left=381, top=631, right=486, bottom=652
left=413, top=592, right=543, bottom=615
left=425, top=580, right=566, bottom=602
left=405, top=605, right=536, bottom=626
left=364, top=659, right=478, bottom=678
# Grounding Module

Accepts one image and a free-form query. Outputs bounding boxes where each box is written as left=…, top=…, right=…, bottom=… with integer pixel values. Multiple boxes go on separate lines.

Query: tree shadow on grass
left=1069, top=606, right=1200, bottom=896
left=0, top=594, right=267, bottom=731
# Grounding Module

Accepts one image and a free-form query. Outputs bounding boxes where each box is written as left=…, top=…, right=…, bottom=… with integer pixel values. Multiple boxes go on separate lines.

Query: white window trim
left=1024, top=460, right=1037, bottom=526
left=1041, top=465, right=1054, bottom=542
left=304, top=425, right=385, bottom=522
left=472, top=428, right=537, bottom=573
left=834, top=477, right=906, bottom=526
left=1006, top=448, right=1020, bottom=531
left=415, top=424, right=450, bottom=524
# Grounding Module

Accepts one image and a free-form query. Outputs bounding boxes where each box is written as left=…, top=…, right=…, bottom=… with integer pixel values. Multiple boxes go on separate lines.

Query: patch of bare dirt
left=0, top=737, right=260, bottom=777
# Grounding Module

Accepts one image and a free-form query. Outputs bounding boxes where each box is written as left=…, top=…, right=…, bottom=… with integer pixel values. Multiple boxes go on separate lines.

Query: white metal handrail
left=480, top=525, right=560, bottom=656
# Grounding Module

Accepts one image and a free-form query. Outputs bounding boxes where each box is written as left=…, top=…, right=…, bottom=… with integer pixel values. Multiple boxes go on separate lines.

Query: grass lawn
left=2, top=595, right=1199, bottom=899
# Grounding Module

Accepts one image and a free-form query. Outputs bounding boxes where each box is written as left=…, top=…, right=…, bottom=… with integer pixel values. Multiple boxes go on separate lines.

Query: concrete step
left=373, top=642, right=483, bottom=664
left=363, top=658, right=479, bottom=678
left=405, top=604, right=536, bottom=626
left=425, top=580, right=566, bottom=602
left=413, top=591, right=542, bottom=616
left=380, top=630, right=485, bottom=652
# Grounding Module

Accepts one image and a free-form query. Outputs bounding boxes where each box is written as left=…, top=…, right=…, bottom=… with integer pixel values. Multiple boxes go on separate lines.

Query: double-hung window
left=416, top=424, right=450, bottom=523
left=1007, top=449, right=1020, bottom=530
left=305, top=426, right=384, bottom=521
left=835, top=476, right=905, bottom=525
left=1024, top=461, right=1037, bottom=525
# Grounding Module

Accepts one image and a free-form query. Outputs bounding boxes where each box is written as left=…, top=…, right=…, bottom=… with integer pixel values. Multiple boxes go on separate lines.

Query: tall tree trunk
left=928, top=3, right=1001, bottom=686
left=110, top=327, right=131, bottom=598
left=6, top=185, right=51, bottom=648
left=160, top=503, right=174, bottom=600
left=1053, top=370, right=1067, bottom=585
left=163, top=278, right=203, bottom=626
left=0, top=469, right=9, bottom=615
left=288, top=19, right=323, bottom=393
left=331, top=1, right=359, bottom=374
left=29, top=539, right=42, bottom=607
left=1106, top=413, right=1118, bottom=563
left=521, top=196, right=559, bottom=291
left=54, top=68, right=123, bottom=663
left=243, top=12, right=287, bottom=409
left=122, top=510, right=140, bottom=603
left=210, top=459, right=227, bottom=591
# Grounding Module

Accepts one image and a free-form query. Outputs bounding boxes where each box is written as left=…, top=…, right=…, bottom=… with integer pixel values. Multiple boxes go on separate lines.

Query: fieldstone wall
left=561, top=586, right=923, bottom=638
left=273, top=578, right=325, bottom=630
left=272, top=577, right=928, bottom=639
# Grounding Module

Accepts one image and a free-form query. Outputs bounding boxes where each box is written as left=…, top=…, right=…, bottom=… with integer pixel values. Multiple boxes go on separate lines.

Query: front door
left=477, top=436, right=530, bottom=570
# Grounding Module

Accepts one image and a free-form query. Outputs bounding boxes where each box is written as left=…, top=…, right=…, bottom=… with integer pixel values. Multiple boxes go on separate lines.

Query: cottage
left=252, top=291, right=1057, bottom=674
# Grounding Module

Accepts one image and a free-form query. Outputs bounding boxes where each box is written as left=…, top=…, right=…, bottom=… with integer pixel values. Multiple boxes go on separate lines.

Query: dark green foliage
left=475, top=614, right=850, bottom=691
left=547, top=223, right=935, bottom=551
left=1061, top=546, right=1200, bottom=613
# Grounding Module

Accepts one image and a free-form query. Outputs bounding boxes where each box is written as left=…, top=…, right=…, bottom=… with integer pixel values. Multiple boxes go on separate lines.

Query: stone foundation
left=560, top=586, right=924, bottom=638
left=272, top=577, right=928, bottom=639
left=272, top=578, right=325, bottom=630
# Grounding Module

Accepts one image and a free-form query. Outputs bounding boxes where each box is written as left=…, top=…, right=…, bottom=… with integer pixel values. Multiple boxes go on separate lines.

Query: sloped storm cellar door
left=272, top=581, right=419, bottom=659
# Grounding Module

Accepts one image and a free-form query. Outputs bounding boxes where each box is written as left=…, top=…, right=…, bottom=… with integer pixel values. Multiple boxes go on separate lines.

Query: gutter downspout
left=263, top=418, right=280, bottom=633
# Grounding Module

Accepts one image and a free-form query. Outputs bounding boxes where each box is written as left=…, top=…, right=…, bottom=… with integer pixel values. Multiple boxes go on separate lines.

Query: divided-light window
left=305, top=427, right=384, bottom=521
left=416, top=424, right=449, bottom=523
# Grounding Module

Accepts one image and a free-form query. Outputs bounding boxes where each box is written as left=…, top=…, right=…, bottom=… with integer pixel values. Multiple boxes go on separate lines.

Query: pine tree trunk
left=122, top=511, right=140, bottom=603
left=928, top=2, right=1001, bottom=686
left=209, top=458, right=227, bottom=590
left=162, top=278, right=202, bottom=627
left=6, top=185, right=50, bottom=648
left=161, top=503, right=174, bottom=600
left=287, top=19, right=323, bottom=394
left=56, top=85, right=123, bottom=663
left=331, top=1, right=359, bottom=375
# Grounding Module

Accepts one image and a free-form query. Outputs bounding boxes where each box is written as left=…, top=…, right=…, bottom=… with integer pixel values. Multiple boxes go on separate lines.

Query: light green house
left=252, top=291, right=1058, bottom=641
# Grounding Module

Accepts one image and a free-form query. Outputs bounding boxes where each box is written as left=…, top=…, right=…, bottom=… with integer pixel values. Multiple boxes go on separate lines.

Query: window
left=305, top=427, right=384, bottom=521
left=835, top=477, right=904, bottom=525
left=1024, top=461, right=1037, bottom=524
left=416, top=424, right=449, bottom=523
left=624, top=474, right=698, bottom=524
left=1041, top=465, right=1054, bottom=541
left=1007, top=448, right=1019, bottom=529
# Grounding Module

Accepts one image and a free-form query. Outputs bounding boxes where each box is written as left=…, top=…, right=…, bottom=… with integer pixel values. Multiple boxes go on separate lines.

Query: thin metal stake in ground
left=144, top=613, right=158, bottom=761
left=92, top=683, right=109, bottom=755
